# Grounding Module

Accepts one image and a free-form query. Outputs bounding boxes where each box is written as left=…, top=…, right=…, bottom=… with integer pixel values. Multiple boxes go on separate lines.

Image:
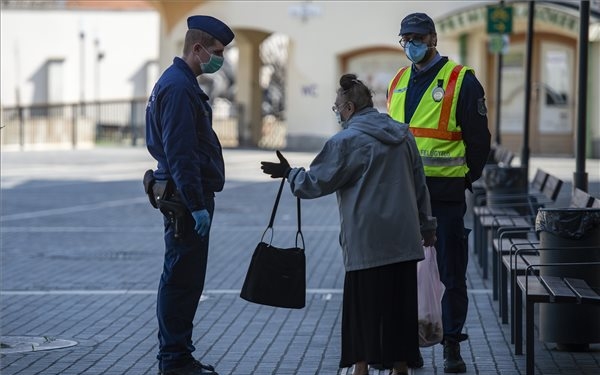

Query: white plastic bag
left=417, top=246, right=445, bottom=347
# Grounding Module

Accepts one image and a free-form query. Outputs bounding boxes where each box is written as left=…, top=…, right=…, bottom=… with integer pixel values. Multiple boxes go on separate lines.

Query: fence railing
left=1, top=98, right=286, bottom=150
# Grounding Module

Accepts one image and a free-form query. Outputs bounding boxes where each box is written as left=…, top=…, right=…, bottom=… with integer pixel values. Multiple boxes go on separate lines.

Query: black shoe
left=159, top=360, right=218, bottom=375
left=407, top=349, right=424, bottom=369
left=443, top=340, right=466, bottom=373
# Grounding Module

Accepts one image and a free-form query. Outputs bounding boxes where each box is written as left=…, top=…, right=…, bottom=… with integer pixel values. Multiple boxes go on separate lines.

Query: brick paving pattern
left=1, top=148, right=599, bottom=374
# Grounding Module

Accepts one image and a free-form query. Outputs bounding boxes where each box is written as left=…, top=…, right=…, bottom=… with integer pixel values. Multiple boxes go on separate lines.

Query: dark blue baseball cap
left=187, top=15, right=235, bottom=46
left=399, top=12, right=436, bottom=35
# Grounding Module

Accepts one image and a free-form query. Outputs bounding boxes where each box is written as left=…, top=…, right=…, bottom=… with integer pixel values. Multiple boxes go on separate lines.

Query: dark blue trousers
left=431, top=200, right=470, bottom=343
left=156, top=198, right=214, bottom=371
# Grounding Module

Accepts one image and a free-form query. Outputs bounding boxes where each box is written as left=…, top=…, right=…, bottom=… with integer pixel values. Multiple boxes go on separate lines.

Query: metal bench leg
left=526, top=299, right=534, bottom=375
left=501, top=262, right=508, bottom=323
left=514, top=285, right=522, bottom=355
left=482, top=228, right=489, bottom=279
left=473, top=215, right=480, bottom=256
left=492, top=242, right=498, bottom=300
left=473, top=214, right=481, bottom=255
left=477, top=220, right=484, bottom=266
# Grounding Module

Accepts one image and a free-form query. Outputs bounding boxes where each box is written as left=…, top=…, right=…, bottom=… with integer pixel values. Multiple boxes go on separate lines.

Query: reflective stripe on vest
left=410, top=64, right=463, bottom=141
left=420, top=156, right=466, bottom=166
left=387, top=61, right=471, bottom=177
left=386, top=67, right=408, bottom=112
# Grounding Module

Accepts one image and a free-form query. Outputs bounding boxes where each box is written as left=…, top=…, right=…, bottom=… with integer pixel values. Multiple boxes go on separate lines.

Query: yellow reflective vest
left=387, top=61, right=471, bottom=178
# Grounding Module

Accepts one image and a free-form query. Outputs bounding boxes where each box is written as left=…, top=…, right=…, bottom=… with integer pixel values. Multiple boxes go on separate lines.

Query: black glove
left=261, top=150, right=291, bottom=178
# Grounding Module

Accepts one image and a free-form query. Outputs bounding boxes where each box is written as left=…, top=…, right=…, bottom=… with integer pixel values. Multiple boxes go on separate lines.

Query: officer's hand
left=260, top=150, right=291, bottom=178
left=191, top=209, right=211, bottom=237
left=422, top=230, right=437, bottom=247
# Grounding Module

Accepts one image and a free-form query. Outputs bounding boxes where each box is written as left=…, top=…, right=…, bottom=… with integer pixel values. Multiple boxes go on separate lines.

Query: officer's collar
left=412, top=52, right=442, bottom=74
left=173, top=57, right=200, bottom=85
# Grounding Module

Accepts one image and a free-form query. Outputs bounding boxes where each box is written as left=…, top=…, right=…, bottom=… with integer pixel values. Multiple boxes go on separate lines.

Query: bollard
left=535, top=207, right=600, bottom=351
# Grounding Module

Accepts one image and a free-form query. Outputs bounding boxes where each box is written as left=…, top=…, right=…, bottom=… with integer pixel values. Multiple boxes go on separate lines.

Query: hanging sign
left=487, top=5, right=513, bottom=34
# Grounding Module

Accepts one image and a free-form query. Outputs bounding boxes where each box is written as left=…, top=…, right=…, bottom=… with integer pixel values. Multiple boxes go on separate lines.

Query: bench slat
left=493, top=237, right=539, bottom=252
left=564, top=278, right=600, bottom=304
left=539, top=276, right=577, bottom=303
left=517, top=276, right=550, bottom=303
left=481, top=215, right=532, bottom=228
left=474, top=206, right=518, bottom=216
left=503, top=254, right=538, bottom=271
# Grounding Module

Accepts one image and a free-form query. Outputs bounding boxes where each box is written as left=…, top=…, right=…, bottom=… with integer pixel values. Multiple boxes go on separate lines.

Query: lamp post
left=79, top=28, right=85, bottom=115
left=79, top=30, right=85, bottom=101
left=574, top=0, right=590, bottom=192
left=94, top=38, right=105, bottom=102
left=288, top=1, right=321, bottom=23
left=521, top=1, right=534, bottom=178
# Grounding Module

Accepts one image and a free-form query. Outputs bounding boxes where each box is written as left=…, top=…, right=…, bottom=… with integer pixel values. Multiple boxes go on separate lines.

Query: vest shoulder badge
left=477, top=98, right=488, bottom=116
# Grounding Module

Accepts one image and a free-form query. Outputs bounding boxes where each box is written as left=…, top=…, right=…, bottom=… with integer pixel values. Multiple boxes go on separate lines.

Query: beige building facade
left=150, top=0, right=600, bottom=157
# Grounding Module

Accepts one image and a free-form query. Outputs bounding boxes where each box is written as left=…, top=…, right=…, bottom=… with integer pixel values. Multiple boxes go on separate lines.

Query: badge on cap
left=432, top=80, right=444, bottom=102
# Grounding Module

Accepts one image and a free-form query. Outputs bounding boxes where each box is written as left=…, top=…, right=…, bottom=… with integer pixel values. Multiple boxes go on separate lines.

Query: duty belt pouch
left=143, top=169, right=188, bottom=238
left=143, top=169, right=158, bottom=208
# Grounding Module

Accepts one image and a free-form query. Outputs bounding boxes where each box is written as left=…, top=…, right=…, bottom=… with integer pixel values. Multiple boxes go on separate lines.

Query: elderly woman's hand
left=422, top=230, right=437, bottom=247
left=260, top=150, right=291, bottom=178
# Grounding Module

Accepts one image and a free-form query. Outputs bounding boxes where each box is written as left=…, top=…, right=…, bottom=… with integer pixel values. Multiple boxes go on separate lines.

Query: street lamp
left=288, top=1, right=321, bottom=23
left=94, top=38, right=105, bottom=101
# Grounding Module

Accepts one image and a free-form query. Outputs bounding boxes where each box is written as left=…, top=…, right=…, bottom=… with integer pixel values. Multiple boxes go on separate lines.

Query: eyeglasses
left=332, top=102, right=346, bottom=114
left=399, top=35, right=426, bottom=48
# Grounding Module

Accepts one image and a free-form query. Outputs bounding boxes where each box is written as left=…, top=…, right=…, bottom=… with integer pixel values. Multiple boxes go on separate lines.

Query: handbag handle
left=262, top=178, right=304, bottom=249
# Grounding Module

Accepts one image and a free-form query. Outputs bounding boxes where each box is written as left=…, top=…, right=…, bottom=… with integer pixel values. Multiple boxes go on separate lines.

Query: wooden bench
left=514, top=262, right=600, bottom=375
left=470, top=145, right=515, bottom=209
left=474, top=168, right=550, bottom=218
left=492, top=144, right=515, bottom=167
left=493, top=188, right=598, bottom=322
left=473, top=171, right=563, bottom=280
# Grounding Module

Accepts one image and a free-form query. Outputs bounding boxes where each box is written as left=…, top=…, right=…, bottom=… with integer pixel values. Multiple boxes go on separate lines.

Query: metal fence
left=1, top=98, right=285, bottom=150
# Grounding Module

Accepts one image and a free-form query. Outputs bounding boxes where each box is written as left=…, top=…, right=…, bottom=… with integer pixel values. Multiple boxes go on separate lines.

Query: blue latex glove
left=191, top=209, right=211, bottom=237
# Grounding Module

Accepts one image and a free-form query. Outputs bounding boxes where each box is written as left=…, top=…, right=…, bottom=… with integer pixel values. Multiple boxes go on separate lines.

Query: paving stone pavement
left=1, top=147, right=599, bottom=375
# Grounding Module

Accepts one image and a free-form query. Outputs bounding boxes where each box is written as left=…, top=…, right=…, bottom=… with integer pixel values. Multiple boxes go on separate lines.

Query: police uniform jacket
left=146, top=57, right=225, bottom=211
left=286, top=107, right=437, bottom=271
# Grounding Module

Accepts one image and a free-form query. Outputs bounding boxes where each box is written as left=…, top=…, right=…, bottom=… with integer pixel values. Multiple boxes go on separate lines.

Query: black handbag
left=240, top=178, right=306, bottom=309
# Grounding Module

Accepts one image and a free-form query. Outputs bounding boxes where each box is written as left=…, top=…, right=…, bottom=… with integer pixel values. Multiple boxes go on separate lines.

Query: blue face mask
left=405, top=40, right=428, bottom=64
left=199, top=46, right=224, bottom=74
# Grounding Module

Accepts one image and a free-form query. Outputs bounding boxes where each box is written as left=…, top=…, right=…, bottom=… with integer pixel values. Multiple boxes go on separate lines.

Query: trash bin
left=535, top=207, right=600, bottom=351
left=484, top=166, right=529, bottom=215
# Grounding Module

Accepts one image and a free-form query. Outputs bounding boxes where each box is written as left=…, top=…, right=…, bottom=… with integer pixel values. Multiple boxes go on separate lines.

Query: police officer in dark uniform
left=387, top=13, right=491, bottom=374
left=145, top=15, right=234, bottom=375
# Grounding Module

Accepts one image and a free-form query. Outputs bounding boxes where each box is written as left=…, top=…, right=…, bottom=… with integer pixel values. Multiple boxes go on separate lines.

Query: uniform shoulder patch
left=477, top=98, right=488, bottom=116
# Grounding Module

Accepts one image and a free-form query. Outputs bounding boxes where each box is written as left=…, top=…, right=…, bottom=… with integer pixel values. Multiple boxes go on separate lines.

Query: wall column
left=235, top=29, right=269, bottom=147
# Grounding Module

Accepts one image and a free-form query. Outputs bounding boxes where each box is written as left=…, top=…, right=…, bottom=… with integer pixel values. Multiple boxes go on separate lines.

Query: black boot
left=443, top=340, right=466, bottom=373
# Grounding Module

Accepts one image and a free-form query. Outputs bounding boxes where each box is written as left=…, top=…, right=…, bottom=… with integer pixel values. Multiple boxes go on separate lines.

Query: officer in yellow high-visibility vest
left=387, top=13, right=491, bottom=374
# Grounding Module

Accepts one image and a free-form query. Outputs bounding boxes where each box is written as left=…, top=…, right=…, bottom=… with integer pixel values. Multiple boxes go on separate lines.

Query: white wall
left=0, top=9, right=159, bottom=107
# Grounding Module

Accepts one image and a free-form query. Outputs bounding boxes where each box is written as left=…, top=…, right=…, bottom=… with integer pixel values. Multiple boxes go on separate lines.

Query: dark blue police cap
left=399, top=12, right=436, bottom=36
left=187, top=15, right=235, bottom=46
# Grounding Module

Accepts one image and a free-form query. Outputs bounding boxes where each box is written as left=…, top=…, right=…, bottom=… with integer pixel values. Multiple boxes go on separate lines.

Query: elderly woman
left=261, top=74, right=436, bottom=375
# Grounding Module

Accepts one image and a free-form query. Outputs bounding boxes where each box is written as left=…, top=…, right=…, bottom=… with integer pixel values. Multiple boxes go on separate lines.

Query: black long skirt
left=339, top=261, right=419, bottom=369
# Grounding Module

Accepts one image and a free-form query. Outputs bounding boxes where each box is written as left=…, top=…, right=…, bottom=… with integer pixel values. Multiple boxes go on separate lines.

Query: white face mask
left=335, top=111, right=344, bottom=125
left=333, top=102, right=347, bottom=126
